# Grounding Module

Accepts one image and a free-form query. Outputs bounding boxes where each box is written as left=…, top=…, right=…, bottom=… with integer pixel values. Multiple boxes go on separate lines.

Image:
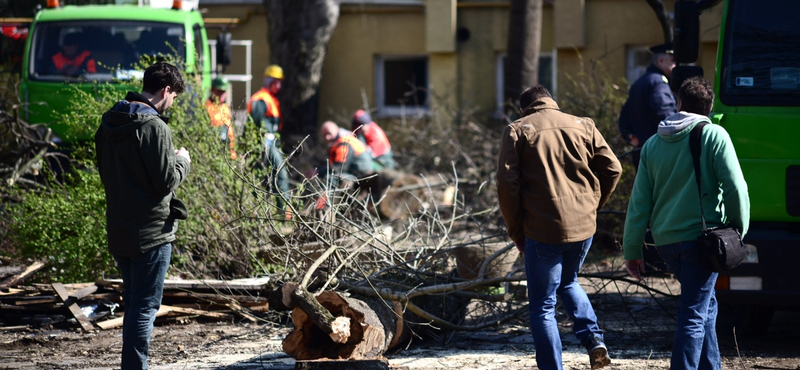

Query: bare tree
left=645, top=0, right=673, bottom=43
left=503, top=0, right=543, bottom=118
left=263, top=0, right=339, bottom=146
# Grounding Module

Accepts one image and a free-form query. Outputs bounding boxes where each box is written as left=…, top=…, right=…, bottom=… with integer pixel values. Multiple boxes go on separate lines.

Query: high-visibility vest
left=356, top=122, right=391, bottom=158
left=247, top=88, right=282, bottom=131
left=206, top=99, right=237, bottom=159
left=52, top=50, right=97, bottom=73
left=329, top=134, right=367, bottom=165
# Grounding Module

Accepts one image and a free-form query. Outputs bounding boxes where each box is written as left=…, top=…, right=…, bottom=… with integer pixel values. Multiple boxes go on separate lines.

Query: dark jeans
left=658, top=241, right=720, bottom=370
left=265, top=137, right=290, bottom=210
left=114, top=243, right=171, bottom=370
left=525, top=237, right=604, bottom=370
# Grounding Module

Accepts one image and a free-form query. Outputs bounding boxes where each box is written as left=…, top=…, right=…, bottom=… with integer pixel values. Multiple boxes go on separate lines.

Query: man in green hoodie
left=95, top=62, right=189, bottom=370
left=623, top=77, right=749, bottom=370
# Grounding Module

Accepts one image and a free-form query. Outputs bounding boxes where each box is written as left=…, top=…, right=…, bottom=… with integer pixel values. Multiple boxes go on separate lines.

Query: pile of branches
left=0, top=103, right=58, bottom=193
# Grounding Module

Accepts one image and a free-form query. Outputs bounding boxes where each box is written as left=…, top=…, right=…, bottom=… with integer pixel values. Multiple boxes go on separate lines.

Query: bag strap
left=689, top=122, right=709, bottom=232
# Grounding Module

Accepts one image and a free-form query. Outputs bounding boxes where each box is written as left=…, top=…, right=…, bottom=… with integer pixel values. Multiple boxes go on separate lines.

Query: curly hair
left=678, top=77, right=714, bottom=115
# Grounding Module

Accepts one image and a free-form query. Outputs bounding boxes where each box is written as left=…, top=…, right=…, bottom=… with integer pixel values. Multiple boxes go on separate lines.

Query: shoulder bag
left=690, top=122, right=746, bottom=272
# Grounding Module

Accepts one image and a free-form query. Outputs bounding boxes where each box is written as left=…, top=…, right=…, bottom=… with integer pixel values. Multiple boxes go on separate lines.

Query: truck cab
left=20, top=2, right=211, bottom=142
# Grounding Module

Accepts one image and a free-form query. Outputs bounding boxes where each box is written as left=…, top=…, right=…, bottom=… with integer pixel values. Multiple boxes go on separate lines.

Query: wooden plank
left=0, top=288, right=25, bottom=296
left=162, top=291, right=268, bottom=304
left=0, top=262, right=45, bottom=290
left=14, top=297, right=58, bottom=306
left=166, top=305, right=229, bottom=319
left=97, top=305, right=171, bottom=330
left=51, top=283, right=95, bottom=332
left=68, top=285, right=98, bottom=300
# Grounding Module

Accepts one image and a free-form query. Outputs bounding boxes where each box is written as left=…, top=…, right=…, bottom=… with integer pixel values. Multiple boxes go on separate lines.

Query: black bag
left=690, top=122, right=746, bottom=272
left=169, top=193, right=189, bottom=220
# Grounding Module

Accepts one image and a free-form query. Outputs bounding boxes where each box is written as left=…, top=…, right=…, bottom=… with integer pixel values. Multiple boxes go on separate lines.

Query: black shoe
left=585, top=335, right=611, bottom=369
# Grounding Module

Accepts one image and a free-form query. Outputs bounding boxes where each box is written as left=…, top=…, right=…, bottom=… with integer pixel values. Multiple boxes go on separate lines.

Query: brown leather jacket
left=497, top=98, right=622, bottom=245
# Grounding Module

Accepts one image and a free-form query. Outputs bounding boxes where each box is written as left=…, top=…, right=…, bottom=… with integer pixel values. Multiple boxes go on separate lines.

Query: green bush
left=5, top=170, right=111, bottom=282
left=3, top=61, right=291, bottom=282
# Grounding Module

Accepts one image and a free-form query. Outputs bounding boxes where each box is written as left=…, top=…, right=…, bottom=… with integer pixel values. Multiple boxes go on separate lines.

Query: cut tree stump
left=283, top=290, right=408, bottom=361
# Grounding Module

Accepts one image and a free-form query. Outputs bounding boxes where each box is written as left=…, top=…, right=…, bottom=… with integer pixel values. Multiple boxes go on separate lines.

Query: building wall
left=200, top=0, right=723, bottom=127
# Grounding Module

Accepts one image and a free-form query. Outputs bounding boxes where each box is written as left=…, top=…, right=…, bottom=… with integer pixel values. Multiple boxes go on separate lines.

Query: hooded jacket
left=623, top=112, right=750, bottom=260
left=95, top=91, right=191, bottom=257
left=497, top=97, right=622, bottom=244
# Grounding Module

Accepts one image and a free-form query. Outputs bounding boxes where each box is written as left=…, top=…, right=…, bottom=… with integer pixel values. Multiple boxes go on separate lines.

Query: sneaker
left=585, top=335, right=612, bottom=369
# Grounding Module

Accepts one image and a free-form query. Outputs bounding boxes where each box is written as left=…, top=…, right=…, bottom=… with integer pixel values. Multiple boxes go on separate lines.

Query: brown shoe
left=586, top=335, right=612, bottom=369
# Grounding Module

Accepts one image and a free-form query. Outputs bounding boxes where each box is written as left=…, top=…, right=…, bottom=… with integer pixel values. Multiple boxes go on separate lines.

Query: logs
left=283, top=289, right=408, bottom=361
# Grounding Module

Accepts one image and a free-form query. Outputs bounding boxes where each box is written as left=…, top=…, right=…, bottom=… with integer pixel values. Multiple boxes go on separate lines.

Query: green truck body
left=20, top=4, right=211, bottom=142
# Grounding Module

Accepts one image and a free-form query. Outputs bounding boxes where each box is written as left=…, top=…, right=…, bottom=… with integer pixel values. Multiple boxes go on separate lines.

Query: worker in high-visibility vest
left=205, top=77, right=237, bottom=160
left=247, top=65, right=290, bottom=215
left=351, top=109, right=395, bottom=170
left=315, top=121, right=376, bottom=210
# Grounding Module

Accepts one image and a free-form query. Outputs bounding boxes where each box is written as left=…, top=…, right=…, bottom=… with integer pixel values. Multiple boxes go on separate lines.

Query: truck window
left=720, top=0, right=800, bottom=106
left=192, top=23, right=204, bottom=73
left=29, top=21, right=185, bottom=82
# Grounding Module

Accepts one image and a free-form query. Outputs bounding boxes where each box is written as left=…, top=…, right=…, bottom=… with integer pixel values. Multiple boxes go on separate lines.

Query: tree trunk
left=503, top=0, right=543, bottom=117
left=263, top=0, right=339, bottom=148
left=645, top=0, right=673, bottom=43
left=283, top=290, right=409, bottom=361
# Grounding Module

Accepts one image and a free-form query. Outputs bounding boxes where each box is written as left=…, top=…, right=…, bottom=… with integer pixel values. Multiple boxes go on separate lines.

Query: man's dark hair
left=678, top=77, right=714, bottom=115
left=519, top=84, right=552, bottom=111
left=142, top=62, right=185, bottom=95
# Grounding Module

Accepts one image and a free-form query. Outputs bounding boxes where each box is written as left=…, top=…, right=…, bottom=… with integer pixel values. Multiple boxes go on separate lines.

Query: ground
left=2, top=276, right=800, bottom=370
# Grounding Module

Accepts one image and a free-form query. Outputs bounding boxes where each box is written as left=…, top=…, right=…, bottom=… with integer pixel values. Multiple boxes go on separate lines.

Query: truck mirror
left=216, top=32, right=232, bottom=66
left=674, top=0, right=700, bottom=64
left=671, top=65, right=704, bottom=93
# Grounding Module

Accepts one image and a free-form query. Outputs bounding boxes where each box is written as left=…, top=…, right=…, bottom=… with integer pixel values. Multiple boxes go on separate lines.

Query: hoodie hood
left=656, top=112, right=711, bottom=142
left=99, top=91, right=164, bottom=142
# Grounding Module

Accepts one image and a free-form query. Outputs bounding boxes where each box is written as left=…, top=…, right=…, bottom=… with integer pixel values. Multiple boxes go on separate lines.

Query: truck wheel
left=716, top=304, right=774, bottom=336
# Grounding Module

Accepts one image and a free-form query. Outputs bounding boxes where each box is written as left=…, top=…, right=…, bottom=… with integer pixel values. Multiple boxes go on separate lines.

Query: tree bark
left=263, top=0, right=339, bottom=148
left=645, top=0, right=673, bottom=43
left=503, top=0, right=543, bottom=116
left=283, top=290, right=408, bottom=361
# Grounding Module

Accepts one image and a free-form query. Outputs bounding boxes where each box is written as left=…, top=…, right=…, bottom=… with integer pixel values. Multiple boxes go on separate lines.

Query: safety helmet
left=211, top=77, right=229, bottom=91
left=263, top=65, right=284, bottom=80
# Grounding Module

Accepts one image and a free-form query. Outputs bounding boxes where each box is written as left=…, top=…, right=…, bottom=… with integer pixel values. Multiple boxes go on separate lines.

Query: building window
left=495, top=52, right=556, bottom=114
left=375, top=55, right=429, bottom=116
left=626, top=46, right=652, bottom=86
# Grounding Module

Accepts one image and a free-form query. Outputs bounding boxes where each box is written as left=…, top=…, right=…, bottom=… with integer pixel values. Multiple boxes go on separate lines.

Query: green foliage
left=5, top=170, right=112, bottom=282
left=4, top=60, right=292, bottom=282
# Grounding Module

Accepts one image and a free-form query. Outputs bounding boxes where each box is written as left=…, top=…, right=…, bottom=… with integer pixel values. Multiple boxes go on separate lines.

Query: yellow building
left=201, top=0, right=722, bottom=124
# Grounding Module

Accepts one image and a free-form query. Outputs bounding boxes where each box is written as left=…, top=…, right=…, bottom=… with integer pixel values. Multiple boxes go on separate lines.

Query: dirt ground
left=2, top=275, right=800, bottom=370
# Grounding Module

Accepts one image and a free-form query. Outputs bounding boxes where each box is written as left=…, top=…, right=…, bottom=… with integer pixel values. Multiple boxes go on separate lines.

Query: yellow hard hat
left=263, top=65, right=284, bottom=79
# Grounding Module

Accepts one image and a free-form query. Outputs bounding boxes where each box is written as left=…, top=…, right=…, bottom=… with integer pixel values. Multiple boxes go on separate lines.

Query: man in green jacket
left=497, top=85, right=621, bottom=370
left=95, top=61, right=189, bottom=370
left=623, top=77, right=749, bottom=370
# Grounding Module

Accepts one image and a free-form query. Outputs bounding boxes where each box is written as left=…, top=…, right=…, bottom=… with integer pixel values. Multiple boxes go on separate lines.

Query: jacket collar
left=522, top=97, right=560, bottom=117
left=124, top=91, right=170, bottom=124
left=647, top=64, right=668, bottom=78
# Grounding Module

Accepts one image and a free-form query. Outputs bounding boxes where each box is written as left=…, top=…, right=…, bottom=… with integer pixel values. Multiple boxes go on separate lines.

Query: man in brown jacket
left=497, top=85, right=621, bottom=370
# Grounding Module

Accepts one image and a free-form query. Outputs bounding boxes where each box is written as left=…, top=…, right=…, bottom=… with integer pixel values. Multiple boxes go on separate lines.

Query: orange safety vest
left=206, top=99, right=237, bottom=159
left=358, top=123, right=391, bottom=158
left=329, top=134, right=367, bottom=165
left=52, top=50, right=97, bottom=74
left=247, top=88, right=282, bottom=131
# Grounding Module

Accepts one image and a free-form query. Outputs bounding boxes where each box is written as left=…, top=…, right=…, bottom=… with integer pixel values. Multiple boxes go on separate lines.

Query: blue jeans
left=657, top=241, right=720, bottom=370
left=114, top=243, right=171, bottom=370
left=525, top=237, right=603, bottom=370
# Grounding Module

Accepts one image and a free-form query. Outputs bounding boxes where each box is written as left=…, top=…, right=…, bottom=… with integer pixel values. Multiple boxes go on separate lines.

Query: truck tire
left=716, top=304, right=774, bottom=336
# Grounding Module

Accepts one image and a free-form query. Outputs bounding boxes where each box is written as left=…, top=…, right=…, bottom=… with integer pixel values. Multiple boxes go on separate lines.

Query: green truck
left=674, top=0, right=800, bottom=334
left=19, top=2, right=214, bottom=142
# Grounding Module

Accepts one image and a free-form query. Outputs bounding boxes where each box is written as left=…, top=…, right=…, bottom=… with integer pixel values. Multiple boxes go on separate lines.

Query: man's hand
left=176, top=147, right=191, bottom=163
left=628, top=134, right=640, bottom=147
left=514, top=237, right=525, bottom=254
left=625, top=259, right=646, bottom=281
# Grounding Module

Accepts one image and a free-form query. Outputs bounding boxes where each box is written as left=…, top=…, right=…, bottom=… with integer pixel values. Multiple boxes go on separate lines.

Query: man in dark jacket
left=497, top=85, right=621, bottom=370
left=95, top=62, right=189, bottom=370
left=618, top=42, right=678, bottom=168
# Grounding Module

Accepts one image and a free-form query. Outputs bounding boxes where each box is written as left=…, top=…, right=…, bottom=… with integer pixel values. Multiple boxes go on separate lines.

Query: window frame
left=626, top=45, right=651, bottom=87
left=495, top=50, right=557, bottom=115
left=374, top=54, right=430, bottom=117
